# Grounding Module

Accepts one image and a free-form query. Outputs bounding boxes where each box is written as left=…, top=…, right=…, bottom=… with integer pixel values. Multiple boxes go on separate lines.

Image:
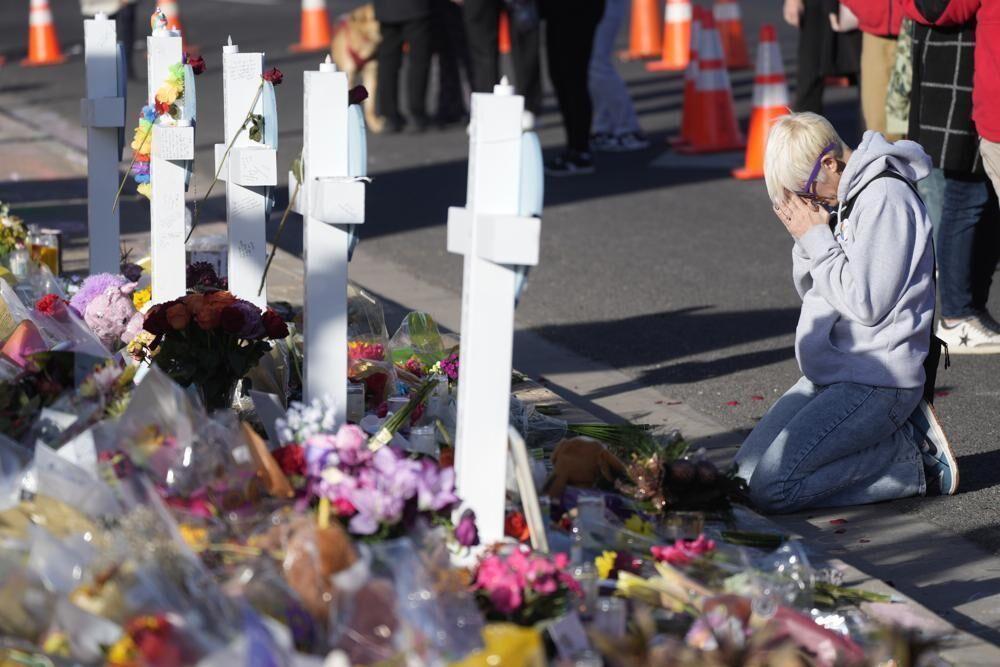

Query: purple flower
left=70, top=273, right=127, bottom=316
left=131, top=161, right=150, bottom=177
left=186, top=261, right=222, bottom=289
left=456, top=510, right=479, bottom=547
left=440, top=353, right=459, bottom=382
left=122, top=263, right=143, bottom=282
left=416, top=459, right=459, bottom=512
left=220, top=299, right=266, bottom=339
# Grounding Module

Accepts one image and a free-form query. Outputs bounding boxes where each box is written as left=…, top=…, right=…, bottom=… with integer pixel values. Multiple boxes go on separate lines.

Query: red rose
left=262, top=309, right=289, bottom=339
left=505, top=511, right=530, bottom=543
left=186, top=53, right=206, bottom=75
left=165, top=303, right=190, bottom=330
left=348, top=85, right=369, bottom=106
left=155, top=100, right=172, bottom=116
left=263, top=67, right=283, bottom=86
left=143, top=303, right=171, bottom=336
left=35, top=293, right=66, bottom=316
left=272, top=444, right=305, bottom=476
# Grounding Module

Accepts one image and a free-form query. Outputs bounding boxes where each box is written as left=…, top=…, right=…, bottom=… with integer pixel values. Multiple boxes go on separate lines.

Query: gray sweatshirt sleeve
left=792, top=243, right=813, bottom=300
left=796, top=181, right=917, bottom=326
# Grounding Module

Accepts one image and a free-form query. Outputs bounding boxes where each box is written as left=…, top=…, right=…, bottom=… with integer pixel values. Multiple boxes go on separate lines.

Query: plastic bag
left=347, top=284, right=396, bottom=410
left=388, top=312, right=446, bottom=379
left=509, top=397, right=568, bottom=450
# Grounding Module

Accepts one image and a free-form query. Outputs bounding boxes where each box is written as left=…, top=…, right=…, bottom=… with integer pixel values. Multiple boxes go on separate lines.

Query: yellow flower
left=131, top=127, right=151, bottom=154
left=595, top=550, right=617, bottom=580
left=107, top=634, right=140, bottom=665
left=137, top=182, right=152, bottom=200
left=625, top=514, right=655, bottom=537
left=155, top=81, right=182, bottom=106
left=133, top=286, right=152, bottom=310
left=179, top=524, right=209, bottom=551
left=42, top=632, right=71, bottom=656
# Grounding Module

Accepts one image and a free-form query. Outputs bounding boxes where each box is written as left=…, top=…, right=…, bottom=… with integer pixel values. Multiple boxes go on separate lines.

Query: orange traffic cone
left=627, top=0, right=662, bottom=60
left=499, top=10, right=512, bottom=55
left=733, top=25, right=789, bottom=179
left=670, top=5, right=704, bottom=147
left=291, top=0, right=333, bottom=53
left=678, top=12, right=744, bottom=154
left=21, top=0, right=66, bottom=67
left=714, top=0, right=750, bottom=70
left=647, top=0, right=691, bottom=72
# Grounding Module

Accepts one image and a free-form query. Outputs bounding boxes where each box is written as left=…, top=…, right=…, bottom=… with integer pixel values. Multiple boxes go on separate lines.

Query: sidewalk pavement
left=4, top=100, right=1000, bottom=663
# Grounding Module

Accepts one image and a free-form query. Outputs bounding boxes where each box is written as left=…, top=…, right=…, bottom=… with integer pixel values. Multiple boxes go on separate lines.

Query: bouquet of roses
left=472, top=545, right=580, bottom=626
left=140, top=291, right=288, bottom=410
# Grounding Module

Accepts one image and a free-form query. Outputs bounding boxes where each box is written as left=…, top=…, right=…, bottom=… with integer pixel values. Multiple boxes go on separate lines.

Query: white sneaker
left=937, top=315, right=1000, bottom=354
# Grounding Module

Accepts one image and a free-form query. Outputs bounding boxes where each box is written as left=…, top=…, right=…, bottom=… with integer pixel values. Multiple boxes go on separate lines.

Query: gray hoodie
left=793, top=131, right=935, bottom=389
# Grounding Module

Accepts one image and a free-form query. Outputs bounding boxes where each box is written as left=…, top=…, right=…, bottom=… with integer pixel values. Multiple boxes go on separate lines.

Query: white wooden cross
left=148, top=27, right=193, bottom=304
left=290, top=57, right=367, bottom=423
left=215, top=37, right=277, bottom=308
left=447, top=79, right=543, bottom=544
left=81, top=12, right=126, bottom=276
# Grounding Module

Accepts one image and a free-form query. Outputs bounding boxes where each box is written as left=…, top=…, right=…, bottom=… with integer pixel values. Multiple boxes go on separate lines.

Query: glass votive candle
left=592, top=597, right=627, bottom=638
left=408, top=425, right=437, bottom=457
left=347, top=382, right=365, bottom=423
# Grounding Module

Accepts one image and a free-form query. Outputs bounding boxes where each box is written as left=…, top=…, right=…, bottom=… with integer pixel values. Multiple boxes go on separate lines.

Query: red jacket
left=904, top=0, right=1000, bottom=142
left=841, top=0, right=905, bottom=36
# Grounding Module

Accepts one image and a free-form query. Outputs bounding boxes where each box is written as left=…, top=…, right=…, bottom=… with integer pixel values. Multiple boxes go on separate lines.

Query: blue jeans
left=937, top=174, right=1000, bottom=319
left=735, top=377, right=925, bottom=514
left=588, top=0, right=641, bottom=135
left=917, top=167, right=944, bottom=244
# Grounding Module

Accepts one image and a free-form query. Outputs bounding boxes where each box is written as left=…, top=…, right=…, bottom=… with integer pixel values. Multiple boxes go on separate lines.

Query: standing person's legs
left=937, top=174, right=991, bottom=321
left=403, top=15, right=434, bottom=126
left=377, top=21, right=406, bottom=129
left=588, top=0, right=641, bottom=142
left=434, top=0, right=470, bottom=122
left=744, top=382, right=924, bottom=513
left=970, top=186, right=1000, bottom=315
left=463, top=0, right=501, bottom=94
left=794, top=0, right=826, bottom=113
left=860, top=32, right=899, bottom=139
left=981, top=139, right=1000, bottom=201
left=112, top=2, right=137, bottom=79
left=543, top=0, right=604, bottom=154
left=918, top=167, right=946, bottom=245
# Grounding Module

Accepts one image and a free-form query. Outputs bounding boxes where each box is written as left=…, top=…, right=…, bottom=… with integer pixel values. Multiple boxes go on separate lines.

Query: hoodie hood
left=838, top=131, right=932, bottom=204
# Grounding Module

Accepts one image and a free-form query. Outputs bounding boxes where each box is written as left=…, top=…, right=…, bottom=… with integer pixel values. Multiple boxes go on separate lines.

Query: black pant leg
left=794, top=0, right=826, bottom=113
left=464, top=0, right=502, bottom=93
left=543, top=0, right=604, bottom=153
left=403, top=16, right=434, bottom=120
left=112, top=4, right=137, bottom=78
left=433, top=0, right=468, bottom=117
left=510, top=14, right=543, bottom=115
left=377, top=21, right=405, bottom=121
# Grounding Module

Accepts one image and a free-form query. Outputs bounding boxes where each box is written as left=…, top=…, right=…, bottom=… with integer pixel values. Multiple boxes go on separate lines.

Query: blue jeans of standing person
left=588, top=0, right=641, bottom=136
left=937, top=173, right=1000, bottom=319
left=917, top=167, right=944, bottom=244
left=735, top=377, right=925, bottom=514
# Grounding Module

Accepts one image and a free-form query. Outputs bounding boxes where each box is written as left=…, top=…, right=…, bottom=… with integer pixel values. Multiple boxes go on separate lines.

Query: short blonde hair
left=764, top=112, right=846, bottom=205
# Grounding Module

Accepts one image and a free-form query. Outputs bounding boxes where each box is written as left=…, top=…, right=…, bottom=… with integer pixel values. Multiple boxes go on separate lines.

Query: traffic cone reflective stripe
left=627, top=0, right=662, bottom=60
left=22, top=0, right=66, bottom=67
left=671, top=6, right=703, bottom=147
left=499, top=11, right=511, bottom=55
left=291, top=0, right=333, bottom=53
left=733, top=24, right=789, bottom=179
left=647, top=0, right=691, bottom=72
left=678, top=13, right=744, bottom=154
left=714, top=0, right=750, bottom=70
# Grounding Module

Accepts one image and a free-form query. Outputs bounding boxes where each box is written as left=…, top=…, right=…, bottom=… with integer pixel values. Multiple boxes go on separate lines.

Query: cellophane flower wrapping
left=347, top=284, right=396, bottom=410
left=509, top=397, right=568, bottom=451
left=388, top=311, right=448, bottom=386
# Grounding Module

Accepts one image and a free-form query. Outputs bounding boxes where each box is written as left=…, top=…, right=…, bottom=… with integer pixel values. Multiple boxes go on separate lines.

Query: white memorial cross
left=289, top=57, right=367, bottom=422
left=81, top=12, right=126, bottom=275
left=447, top=79, right=543, bottom=544
left=215, top=37, right=277, bottom=308
left=148, top=27, right=194, bottom=304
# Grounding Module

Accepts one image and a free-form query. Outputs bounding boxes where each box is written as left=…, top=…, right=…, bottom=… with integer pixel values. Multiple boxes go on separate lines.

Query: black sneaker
left=614, top=132, right=651, bottom=152
left=545, top=151, right=595, bottom=177
left=908, top=400, right=959, bottom=495
left=590, top=133, right=619, bottom=152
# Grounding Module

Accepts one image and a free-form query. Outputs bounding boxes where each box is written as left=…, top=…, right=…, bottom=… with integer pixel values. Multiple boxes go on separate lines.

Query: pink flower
left=487, top=573, right=523, bottom=615
left=651, top=534, right=717, bottom=566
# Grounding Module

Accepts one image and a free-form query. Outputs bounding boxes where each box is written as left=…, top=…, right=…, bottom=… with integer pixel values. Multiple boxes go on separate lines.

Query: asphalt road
left=2, top=0, right=1000, bottom=554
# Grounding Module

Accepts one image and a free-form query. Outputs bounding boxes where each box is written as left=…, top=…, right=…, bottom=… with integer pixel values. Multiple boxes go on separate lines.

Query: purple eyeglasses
left=795, top=141, right=838, bottom=200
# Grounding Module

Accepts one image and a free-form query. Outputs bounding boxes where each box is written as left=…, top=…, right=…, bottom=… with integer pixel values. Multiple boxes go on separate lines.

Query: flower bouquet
left=139, top=291, right=288, bottom=411
left=472, top=546, right=580, bottom=626
left=347, top=285, right=395, bottom=410
left=0, top=200, right=27, bottom=258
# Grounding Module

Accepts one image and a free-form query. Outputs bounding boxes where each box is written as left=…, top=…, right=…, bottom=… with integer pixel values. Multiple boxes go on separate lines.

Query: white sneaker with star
left=937, top=315, right=1000, bottom=354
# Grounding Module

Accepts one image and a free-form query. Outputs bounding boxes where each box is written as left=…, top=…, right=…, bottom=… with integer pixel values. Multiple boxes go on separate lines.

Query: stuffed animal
left=542, top=437, right=630, bottom=499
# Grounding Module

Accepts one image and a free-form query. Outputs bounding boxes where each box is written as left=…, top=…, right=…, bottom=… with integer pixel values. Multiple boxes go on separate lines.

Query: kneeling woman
left=735, top=112, right=959, bottom=514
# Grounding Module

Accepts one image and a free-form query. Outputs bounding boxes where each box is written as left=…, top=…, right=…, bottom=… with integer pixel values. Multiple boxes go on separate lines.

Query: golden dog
left=331, top=4, right=384, bottom=133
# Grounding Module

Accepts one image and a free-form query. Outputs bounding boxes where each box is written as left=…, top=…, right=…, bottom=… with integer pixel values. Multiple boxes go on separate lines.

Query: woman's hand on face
left=783, top=0, right=804, bottom=27
left=774, top=196, right=830, bottom=239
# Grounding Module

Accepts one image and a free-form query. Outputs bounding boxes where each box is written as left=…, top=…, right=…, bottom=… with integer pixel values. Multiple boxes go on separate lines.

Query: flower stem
left=187, top=82, right=264, bottom=243
left=112, top=125, right=152, bottom=213
left=257, top=178, right=301, bottom=296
